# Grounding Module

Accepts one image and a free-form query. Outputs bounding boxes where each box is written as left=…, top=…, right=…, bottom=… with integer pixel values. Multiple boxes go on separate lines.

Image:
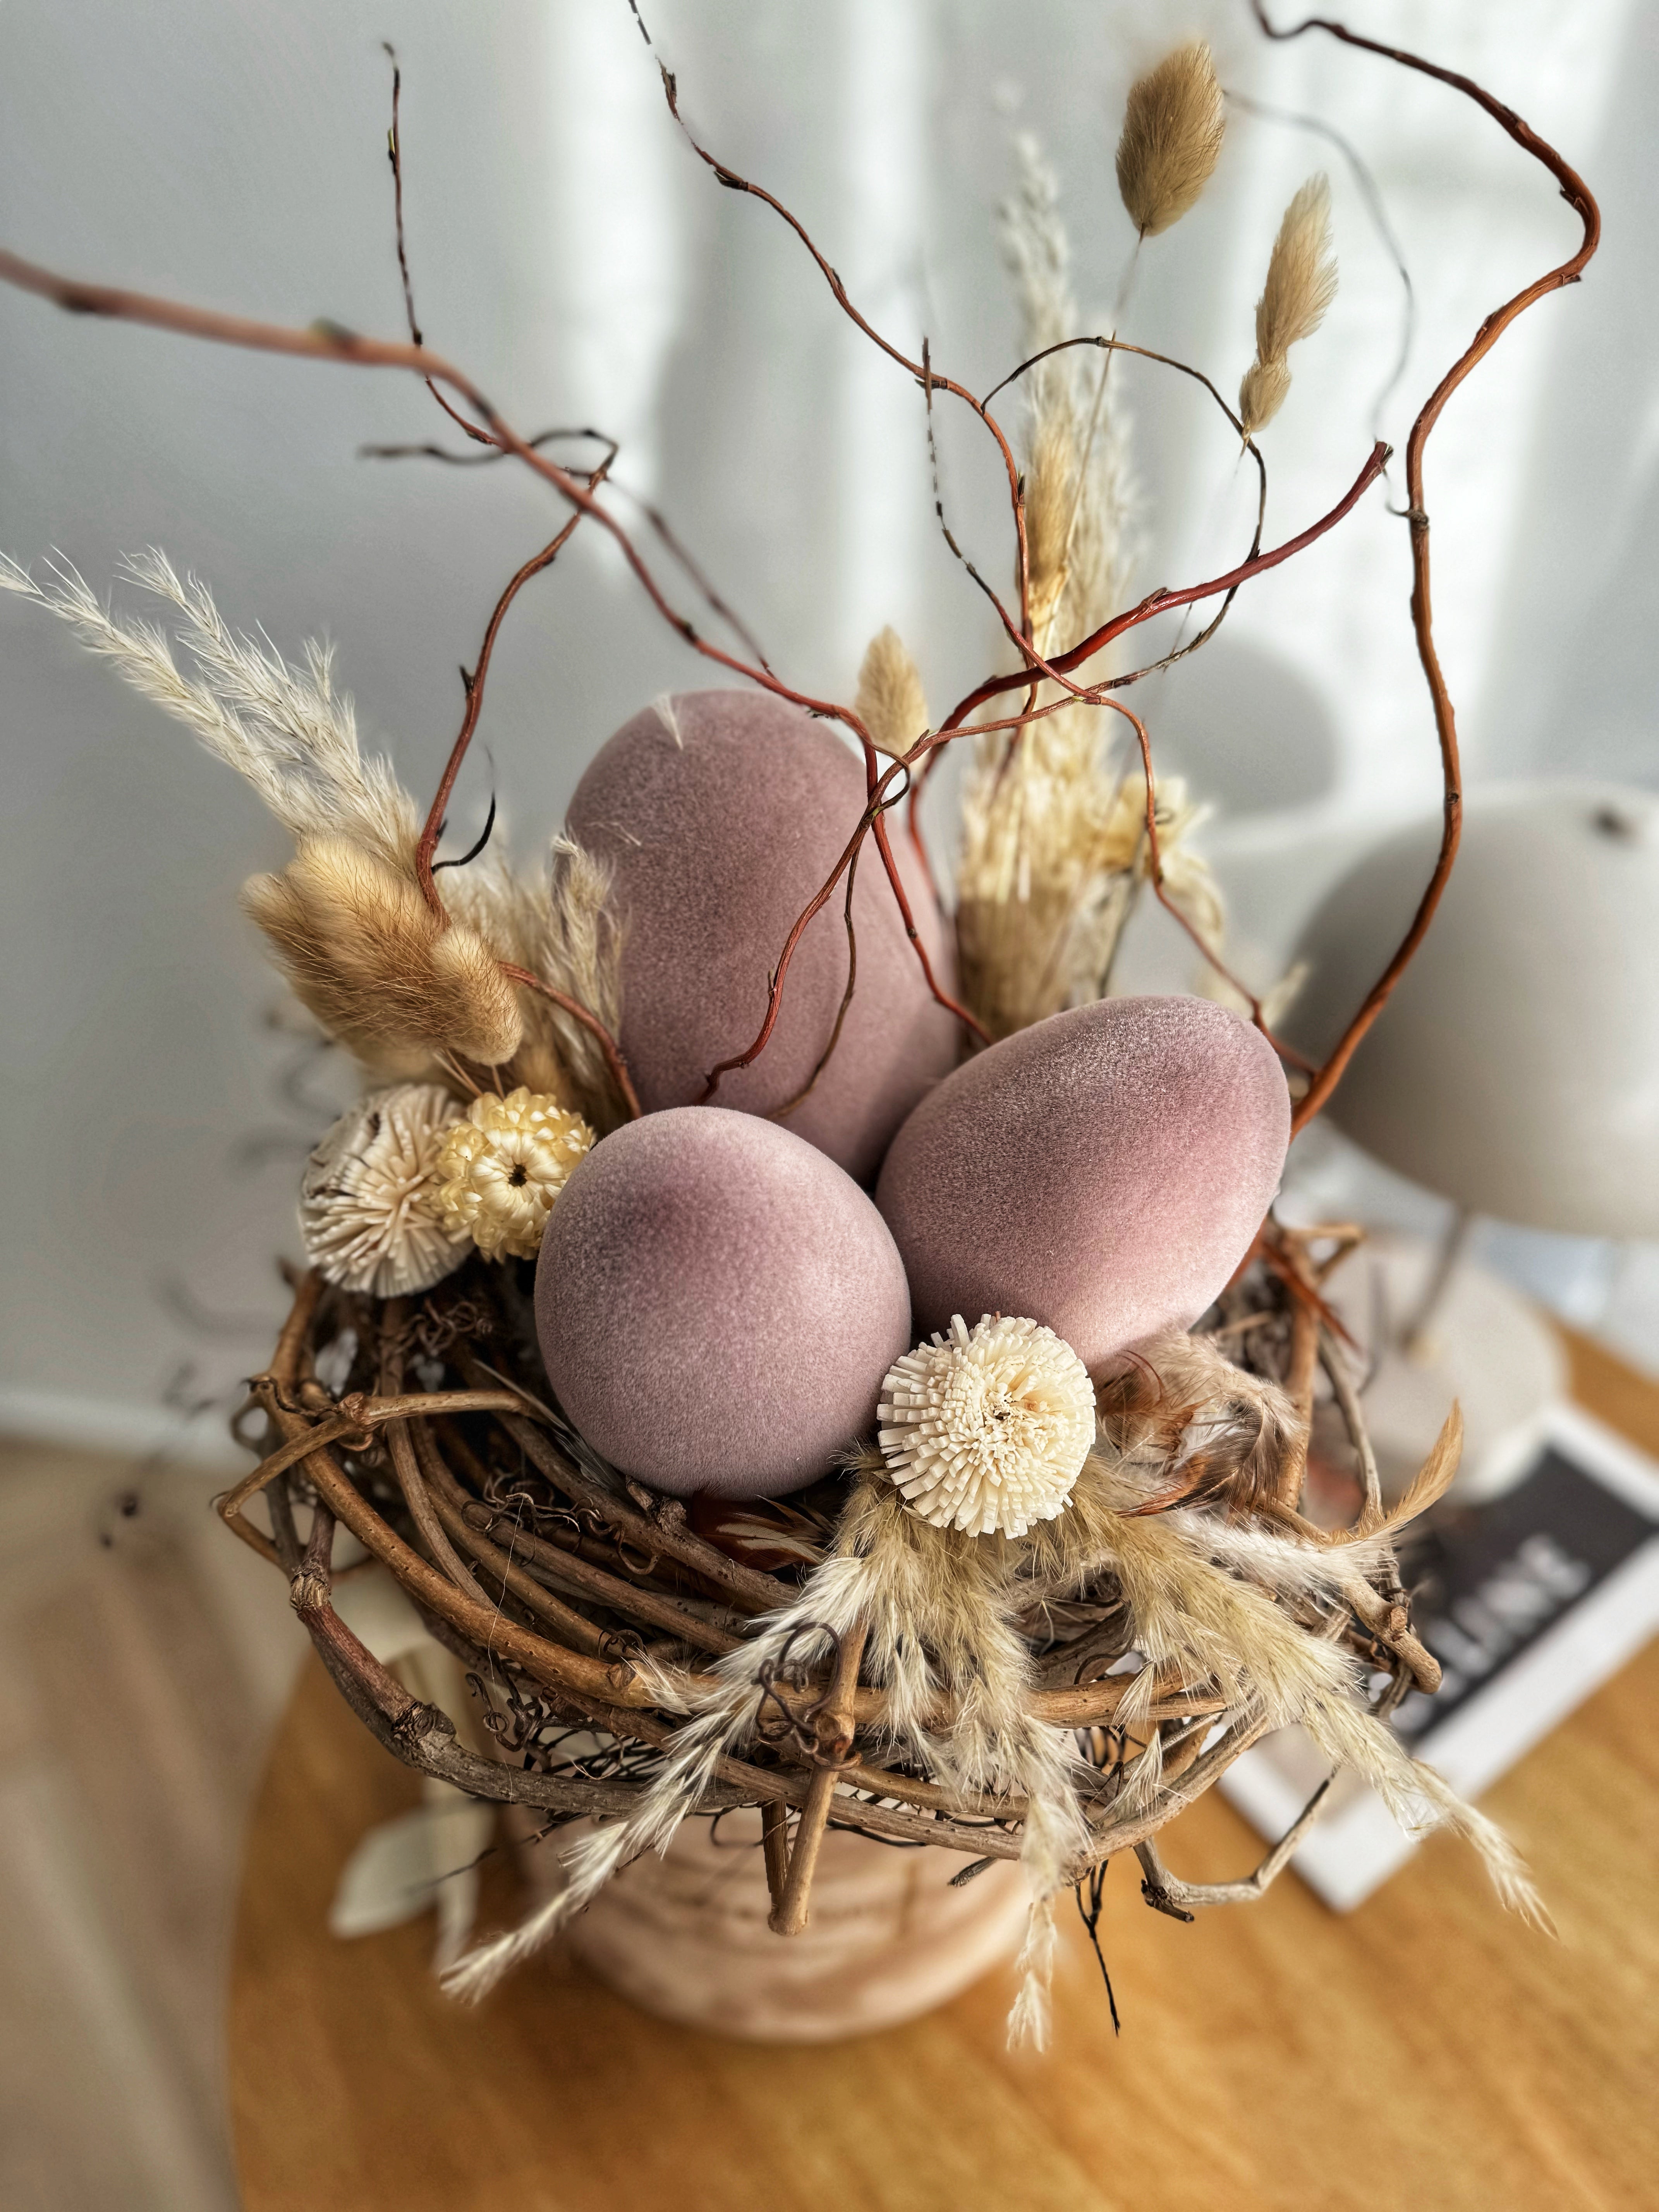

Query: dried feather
left=1115, top=41, right=1226, bottom=240
left=1095, top=1328, right=1299, bottom=1518
left=1239, top=174, right=1338, bottom=434
left=1028, top=1447, right=1541, bottom=1923
left=854, top=627, right=929, bottom=759
left=242, top=837, right=522, bottom=1071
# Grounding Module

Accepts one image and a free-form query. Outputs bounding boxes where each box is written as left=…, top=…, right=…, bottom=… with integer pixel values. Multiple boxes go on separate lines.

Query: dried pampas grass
left=2, top=550, right=627, bottom=1115
left=1116, top=41, right=1226, bottom=241
left=0, top=550, right=416, bottom=867
left=957, top=759, right=1221, bottom=1039
left=242, top=836, right=523, bottom=1072
left=445, top=1461, right=1092, bottom=2047
left=1240, top=174, right=1339, bottom=434
left=955, top=136, right=1187, bottom=1040
left=854, top=627, right=929, bottom=758
left=445, top=836, right=625, bottom=1128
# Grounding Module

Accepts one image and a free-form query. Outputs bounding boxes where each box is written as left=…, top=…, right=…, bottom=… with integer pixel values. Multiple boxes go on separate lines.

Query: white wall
left=3, top=0, right=1654, bottom=1449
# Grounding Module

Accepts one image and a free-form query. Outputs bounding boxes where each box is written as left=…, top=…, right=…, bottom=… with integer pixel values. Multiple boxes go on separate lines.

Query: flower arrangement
left=0, top=7, right=1599, bottom=2047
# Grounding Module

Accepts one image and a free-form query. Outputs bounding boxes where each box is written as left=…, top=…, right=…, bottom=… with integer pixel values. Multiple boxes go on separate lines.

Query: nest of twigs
left=223, top=1218, right=1478, bottom=2017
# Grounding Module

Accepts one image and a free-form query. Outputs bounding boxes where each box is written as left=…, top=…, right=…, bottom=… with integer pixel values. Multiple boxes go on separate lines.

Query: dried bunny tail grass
left=1238, top=356, right=1293, bottom=437
left=0, top=550, right=417, bottom=867
left=1240, top=174, right=1338, bottom=434
left=443, top=836, right=625, bottom=1126
left=1024, top=416, right=1079, bottom=644
left=243, top=836, right=522, bottom=1073
left=854, top=627, right=929, bottom=759
left=1116, top=41, right=1226, bottom=240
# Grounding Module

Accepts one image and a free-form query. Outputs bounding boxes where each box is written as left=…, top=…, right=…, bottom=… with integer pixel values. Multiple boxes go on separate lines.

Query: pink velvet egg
left=565, top=689, right=960, bottom=1183
left=536, top=1107, right=912, bottom=1497
left=875, top=996, right=1290, bottom=1370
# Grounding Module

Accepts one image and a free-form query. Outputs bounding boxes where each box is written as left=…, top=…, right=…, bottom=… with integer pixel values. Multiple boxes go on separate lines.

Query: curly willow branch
left=1244, top=5, right=1602, bottom=1133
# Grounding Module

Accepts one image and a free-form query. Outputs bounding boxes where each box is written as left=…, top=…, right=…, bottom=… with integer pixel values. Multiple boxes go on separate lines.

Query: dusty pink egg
left=875, top=996, right=1290, bottom=1370
left=536, top=1107, right=912, bottom=1497
left=566, top=689, right=960, bottom=1183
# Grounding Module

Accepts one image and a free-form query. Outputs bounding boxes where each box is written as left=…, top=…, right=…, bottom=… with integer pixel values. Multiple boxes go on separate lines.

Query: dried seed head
left=854, top=627, right=930, bottom=758
left=1115, top=41, right=1226, bottom=240
left=1239, top=173, right=1338, bottom=434
left=878, top=1314, right=1096, bottom=1538
left=300, top=1084, right=469, bottom=1297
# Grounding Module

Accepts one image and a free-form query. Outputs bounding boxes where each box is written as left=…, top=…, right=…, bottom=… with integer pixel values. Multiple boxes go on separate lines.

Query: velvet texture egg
left=876, top=996, right=1290, bottom=1370
left=566, top=689, right=960, bottom=1184
left=536, top=1107, right=912, bottom=1497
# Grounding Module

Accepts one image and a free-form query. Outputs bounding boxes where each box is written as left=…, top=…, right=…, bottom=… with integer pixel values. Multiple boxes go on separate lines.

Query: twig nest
left=435, top=1088, right=594, bottom=1262
left=876, top=996, right=1290, bottom=1369
left=536, top=1107, right=912, bottom=1497
left=565, top=690, right=959, bottom=1182
left=300, top=1084, right=469, bottom=1297
left=878, top=1315, right=1095, bottom=1537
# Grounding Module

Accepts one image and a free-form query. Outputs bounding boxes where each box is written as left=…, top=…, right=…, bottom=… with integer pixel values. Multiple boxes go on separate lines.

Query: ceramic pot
left=525, top=1812, right=1029, bottom=2042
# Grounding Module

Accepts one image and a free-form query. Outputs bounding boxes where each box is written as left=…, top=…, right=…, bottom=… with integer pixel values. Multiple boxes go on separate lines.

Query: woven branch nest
left=222, top=1230, right=1446, bottom=1941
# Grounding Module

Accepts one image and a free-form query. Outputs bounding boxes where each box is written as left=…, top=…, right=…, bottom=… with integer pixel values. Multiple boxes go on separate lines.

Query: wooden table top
left=230, top=1329, right=1659, bottom=2212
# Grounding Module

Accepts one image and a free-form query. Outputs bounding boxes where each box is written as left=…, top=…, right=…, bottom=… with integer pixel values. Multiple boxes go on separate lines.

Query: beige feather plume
left=1239, top=173, right=1338, bottom=434
left=854, top=627, right=929, bottom=759
left=1116, top=41, right=1226, bottom=240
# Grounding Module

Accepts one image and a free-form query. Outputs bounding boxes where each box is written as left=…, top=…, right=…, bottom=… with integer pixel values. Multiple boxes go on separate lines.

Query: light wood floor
left=0, top=1435, right=305, bottom=2212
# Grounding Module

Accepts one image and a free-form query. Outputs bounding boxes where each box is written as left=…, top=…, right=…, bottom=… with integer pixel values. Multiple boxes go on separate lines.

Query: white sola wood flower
left=301, top=1084, right=469, bottom=1297
left=878, top=1314, right=1096, bottom=1537
left=435, top=1087, right=594, bottom=1262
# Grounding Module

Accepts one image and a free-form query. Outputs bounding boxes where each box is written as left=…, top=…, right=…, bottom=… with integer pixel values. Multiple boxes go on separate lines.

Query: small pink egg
left=566, top=689, right=960, bottom=1183
left=536, top=1107, right=912, bottom=1497
left=875, top=996, right=1290, bottom=1369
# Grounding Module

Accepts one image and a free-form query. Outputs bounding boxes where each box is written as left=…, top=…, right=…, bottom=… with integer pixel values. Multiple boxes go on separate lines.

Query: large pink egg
left=875, top=996, right=1290, bottom=1369
left=566, top=689, right=961, bottom=1183
left=536, top=1107, right=912, bottom=1497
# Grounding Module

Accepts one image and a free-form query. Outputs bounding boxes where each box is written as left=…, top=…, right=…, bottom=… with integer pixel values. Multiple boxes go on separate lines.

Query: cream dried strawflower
left=436, top=1087, right=594, bottom=1262
left=878, top=1314, right=1096, bottom=1538
left=301, top=1084, right=469, bottom=1297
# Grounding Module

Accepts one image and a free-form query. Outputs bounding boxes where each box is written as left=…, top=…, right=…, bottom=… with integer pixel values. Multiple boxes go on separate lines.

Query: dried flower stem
left=769, top=1619, right=867, bottom=1936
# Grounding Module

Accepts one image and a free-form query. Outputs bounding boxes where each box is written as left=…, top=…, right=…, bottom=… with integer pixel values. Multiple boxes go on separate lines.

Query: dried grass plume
left=854, top=627, right=929, bottom=758
left=1240, top=173, right=1338, bottom=433
left=1116, top=41, right=1226, bottom=240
